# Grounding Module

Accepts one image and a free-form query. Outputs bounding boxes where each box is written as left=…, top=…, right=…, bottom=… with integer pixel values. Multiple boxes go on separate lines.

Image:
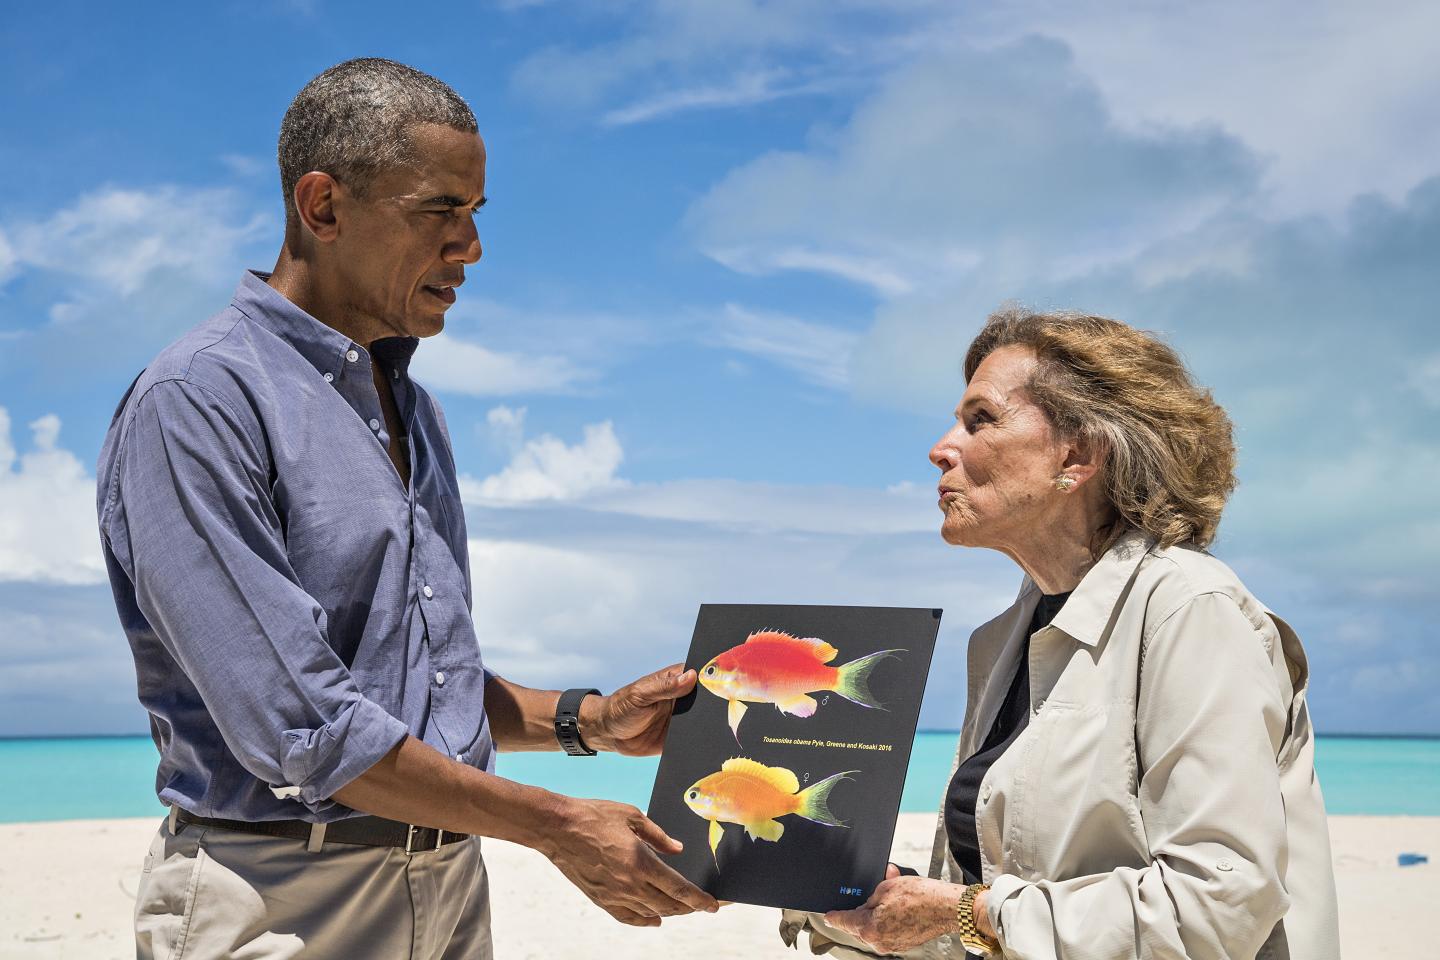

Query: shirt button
left=1216, top=858, right=1234, bottom=872
left=393, top=369, right=400, bottom=379
left=454, top=753, right=466, bottom=763
left=369, top=418, right=381, bottom=431
left=323, top=372, right=334, bottom=383
left=980, top=783, right=992, bottom=802
left=1034, top=698, right=1045, bottom=715
left=422, top=584, right=433, bottom=599
left=346, top=349, right=359, bottom=363
left=435, top=671, right=446, bottom=686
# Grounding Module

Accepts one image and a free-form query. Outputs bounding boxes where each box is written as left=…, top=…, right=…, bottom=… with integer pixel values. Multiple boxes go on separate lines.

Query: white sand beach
left=1, top=813, right=1432, bottom=958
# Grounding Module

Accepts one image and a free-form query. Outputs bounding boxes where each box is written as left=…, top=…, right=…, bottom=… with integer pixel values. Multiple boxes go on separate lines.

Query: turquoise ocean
left=2, top=733, right=1437, bottom=823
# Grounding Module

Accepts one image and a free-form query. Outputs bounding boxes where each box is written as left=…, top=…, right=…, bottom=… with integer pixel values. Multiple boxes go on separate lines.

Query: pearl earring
left=1054, top=475, right=1076, bottom=491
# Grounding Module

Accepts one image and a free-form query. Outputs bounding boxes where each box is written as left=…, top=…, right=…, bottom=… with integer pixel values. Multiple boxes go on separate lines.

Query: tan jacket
left=781, top=530, right=1341, bottom=959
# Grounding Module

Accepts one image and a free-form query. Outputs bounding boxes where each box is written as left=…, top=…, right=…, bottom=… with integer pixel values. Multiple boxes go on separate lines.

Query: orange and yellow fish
left=683, top=758, right=857, bottom=865
left=697, top=630, right=904, bottom=741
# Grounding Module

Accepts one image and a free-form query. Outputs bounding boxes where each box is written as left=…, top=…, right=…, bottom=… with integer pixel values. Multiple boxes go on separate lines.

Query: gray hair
left=964, top=306, right=1238, bottom=554
left=277, top=58, right=477, bottom=227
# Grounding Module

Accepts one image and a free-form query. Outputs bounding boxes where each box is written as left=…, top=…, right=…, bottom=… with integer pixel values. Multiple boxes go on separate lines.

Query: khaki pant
left=134, top=816, right=492, bottom=959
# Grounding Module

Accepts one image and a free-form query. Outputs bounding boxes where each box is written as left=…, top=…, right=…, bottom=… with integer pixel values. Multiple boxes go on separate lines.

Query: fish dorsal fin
left=745, top=630, right=838, bottom=663
left=721, top=757, right=800, bottom=794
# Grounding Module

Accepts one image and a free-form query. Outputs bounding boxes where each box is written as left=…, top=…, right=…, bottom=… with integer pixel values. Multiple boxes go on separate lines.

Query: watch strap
left=555, top=688, right=601, bottom=756
left=955, top=882, right=998, bottom=955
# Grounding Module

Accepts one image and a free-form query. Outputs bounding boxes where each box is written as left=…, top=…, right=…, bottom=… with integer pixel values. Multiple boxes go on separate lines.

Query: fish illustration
left=697, top=630, right=904, bottom=741
left=683, top=758, right=857, bottom=865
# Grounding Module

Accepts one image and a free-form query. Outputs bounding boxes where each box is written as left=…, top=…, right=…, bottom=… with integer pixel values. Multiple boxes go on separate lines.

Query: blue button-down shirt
left=96, top=270, right=496, bottom=822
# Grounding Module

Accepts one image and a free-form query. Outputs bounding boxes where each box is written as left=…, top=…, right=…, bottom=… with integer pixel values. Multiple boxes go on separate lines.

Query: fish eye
left=704, top=665, right=716, bottom=676
left=687, top=790, right=699, bottom=801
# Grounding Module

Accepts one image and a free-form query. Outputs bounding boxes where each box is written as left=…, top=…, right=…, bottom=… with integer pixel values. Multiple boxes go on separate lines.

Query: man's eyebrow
left=421, top=194, right=488, bottom=209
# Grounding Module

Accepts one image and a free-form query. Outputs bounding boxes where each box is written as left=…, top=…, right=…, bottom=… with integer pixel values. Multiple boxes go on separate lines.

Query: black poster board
left=647, top=603, right=941, bottom=913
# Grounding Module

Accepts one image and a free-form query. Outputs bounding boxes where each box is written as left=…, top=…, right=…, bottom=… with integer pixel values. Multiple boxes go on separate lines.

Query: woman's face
left=929, top=345, right=1067, bottom=549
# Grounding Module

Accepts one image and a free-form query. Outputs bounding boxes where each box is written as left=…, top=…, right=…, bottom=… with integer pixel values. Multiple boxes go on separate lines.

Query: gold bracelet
left=954, top=882, right=998, bottom=955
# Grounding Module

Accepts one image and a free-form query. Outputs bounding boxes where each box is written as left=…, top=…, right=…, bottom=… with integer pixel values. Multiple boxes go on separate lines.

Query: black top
left=944, top=591, right=1071, bottom=883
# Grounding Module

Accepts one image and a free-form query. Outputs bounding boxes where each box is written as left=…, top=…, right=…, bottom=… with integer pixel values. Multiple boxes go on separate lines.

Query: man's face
left=330, top=123, right=486, bottom=339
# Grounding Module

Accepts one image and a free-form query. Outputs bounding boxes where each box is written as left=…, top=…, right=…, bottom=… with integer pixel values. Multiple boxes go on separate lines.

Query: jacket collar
left=1025, top=527, right=1155, bottom=648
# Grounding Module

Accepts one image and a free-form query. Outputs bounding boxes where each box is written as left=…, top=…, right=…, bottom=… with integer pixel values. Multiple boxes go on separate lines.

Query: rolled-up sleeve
left=100, top=378, right=409, bottom=813
left=985, top=592, right=1291, bottom=959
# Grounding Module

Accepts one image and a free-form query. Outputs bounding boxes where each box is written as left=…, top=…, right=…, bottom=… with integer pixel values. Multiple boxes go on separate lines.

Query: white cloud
left=508, top=0, right=947, bottom=119
left=708, top=245, right=924, bottom=297
left=219, top=153, right=267, bottom=178
left=0, top=408, right=106, bottom=586
left=686, top=38, right=1259, bottom=297
left=1409, top=354, right=1440, bottom=409
left=0, top=227, right=15, bottom=283
left=0, top=184, right=276, bottom=381
left=580, top=479, right=935, bottom=536
left=485, top=404, right=529, bottom=451
left=463, top=412, right=626, bottom=503
left=601, top=69, right=825, bottom=126
left=461, top=405, right=937, bottom=532
left=0, top=583, right=150, bottom=735
left=513, top=0, right=1440, bottom=217
left=4, top=185, right=271, bottom=298
left=710, top=303, right=859, bottom=389
left=974, top=0, right=1440, bottom=218
left=467, top=538, right=641, bottom=684
left=411, top=332, right=592, bottom=397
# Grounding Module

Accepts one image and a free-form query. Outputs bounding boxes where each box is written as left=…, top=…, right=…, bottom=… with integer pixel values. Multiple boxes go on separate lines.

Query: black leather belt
left=173, top=808, right=469, bottom=853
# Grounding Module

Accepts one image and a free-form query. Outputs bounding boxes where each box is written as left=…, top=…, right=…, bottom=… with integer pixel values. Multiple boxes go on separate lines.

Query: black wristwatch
left=554, top=688, right=601, bottom=756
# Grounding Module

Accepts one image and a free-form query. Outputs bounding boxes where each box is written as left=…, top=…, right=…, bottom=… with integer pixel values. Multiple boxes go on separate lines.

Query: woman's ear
left=1060, top=431, right=1108, bottom=489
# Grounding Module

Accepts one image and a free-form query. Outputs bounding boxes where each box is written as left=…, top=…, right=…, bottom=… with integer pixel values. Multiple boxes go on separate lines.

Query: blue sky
left=1, top=0, right=1436, bottom=736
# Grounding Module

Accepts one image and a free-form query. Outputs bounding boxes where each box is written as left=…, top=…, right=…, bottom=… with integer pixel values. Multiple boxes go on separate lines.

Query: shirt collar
left=1024, top=527, right=1155, bottom=648
left=231, top=269, right=421, bottom=380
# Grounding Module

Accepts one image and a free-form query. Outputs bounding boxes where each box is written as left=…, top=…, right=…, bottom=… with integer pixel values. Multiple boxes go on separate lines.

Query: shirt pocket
left=1012, top=700, right=1147, bottom=878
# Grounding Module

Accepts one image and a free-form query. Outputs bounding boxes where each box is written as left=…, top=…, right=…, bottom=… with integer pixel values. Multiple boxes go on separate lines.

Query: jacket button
left=1216, top=858, right=1234, bottom=871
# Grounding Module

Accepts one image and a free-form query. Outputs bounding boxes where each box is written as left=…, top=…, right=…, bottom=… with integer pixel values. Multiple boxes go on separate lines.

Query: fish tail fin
left=833, top=648, right=906, bottom=709
left=795, top=770, right=858, bottom=828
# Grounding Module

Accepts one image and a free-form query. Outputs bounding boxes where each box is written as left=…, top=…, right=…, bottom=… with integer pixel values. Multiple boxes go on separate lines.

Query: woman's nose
left=930, top=433, right=957, bottom=471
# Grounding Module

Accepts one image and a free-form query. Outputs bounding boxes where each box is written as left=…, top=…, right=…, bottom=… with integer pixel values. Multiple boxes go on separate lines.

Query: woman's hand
left=823, top=876, right=964, bottom=955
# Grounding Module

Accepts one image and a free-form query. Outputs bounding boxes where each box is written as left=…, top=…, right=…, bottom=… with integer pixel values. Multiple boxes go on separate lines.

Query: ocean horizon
left=3, top=731, right=1437, bottom=823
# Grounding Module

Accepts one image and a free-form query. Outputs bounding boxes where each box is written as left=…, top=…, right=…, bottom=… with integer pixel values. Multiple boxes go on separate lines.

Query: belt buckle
left=404, top=824, right=444, bottom=855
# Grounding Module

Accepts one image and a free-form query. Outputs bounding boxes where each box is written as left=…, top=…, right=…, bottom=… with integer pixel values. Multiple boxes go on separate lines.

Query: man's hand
left=822, top=876, right=963, bottom=955
left=580, top=663, right=695, bottom=756
left=542, top=795, right=718, bottom=926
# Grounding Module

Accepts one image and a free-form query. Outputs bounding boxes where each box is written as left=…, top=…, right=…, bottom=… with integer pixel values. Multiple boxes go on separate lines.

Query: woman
left=781, top=308, right=1339, bottom=959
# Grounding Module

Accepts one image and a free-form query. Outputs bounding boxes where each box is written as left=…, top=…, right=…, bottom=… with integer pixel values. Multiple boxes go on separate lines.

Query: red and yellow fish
left=697, top=630, right=904, bottom=741
left=683, top=757, right=856, bottom=864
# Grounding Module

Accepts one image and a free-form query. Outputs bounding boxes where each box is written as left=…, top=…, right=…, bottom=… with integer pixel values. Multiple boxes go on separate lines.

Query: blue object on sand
left=1397, top=853, right=1429, bottom=867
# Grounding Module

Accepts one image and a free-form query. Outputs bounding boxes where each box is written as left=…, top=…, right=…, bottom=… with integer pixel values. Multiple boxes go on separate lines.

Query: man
left=95, top=58, right=716, bottom=958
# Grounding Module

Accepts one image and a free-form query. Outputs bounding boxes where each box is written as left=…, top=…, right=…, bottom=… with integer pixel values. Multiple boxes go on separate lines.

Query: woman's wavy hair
left=964, top=306, right=1237, bottom=554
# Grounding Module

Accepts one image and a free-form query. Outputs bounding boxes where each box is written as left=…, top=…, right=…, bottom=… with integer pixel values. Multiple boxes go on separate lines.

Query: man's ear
left=292, top=171, right=341, bottom=243
left=1061, top=430, right=1108, bottom=488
